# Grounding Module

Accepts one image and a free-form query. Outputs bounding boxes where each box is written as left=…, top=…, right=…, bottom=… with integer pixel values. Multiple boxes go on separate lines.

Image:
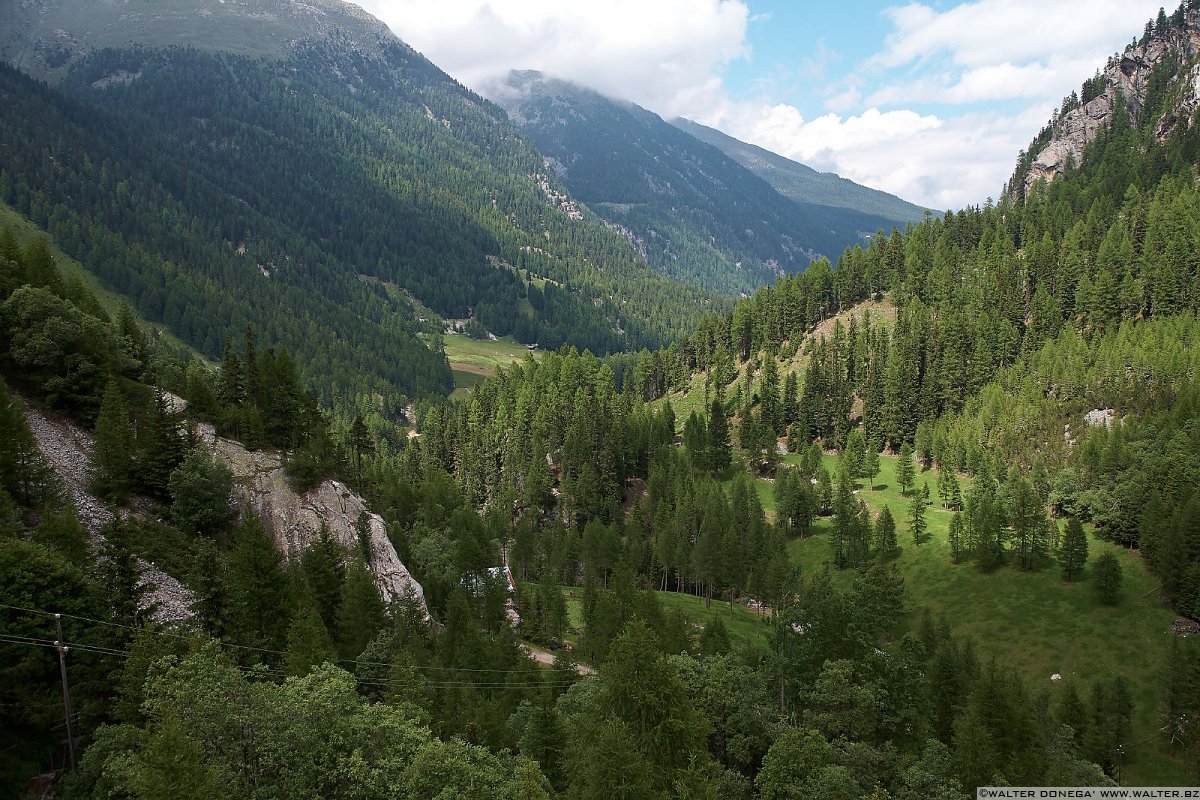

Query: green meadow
left=765, top=451, right=1184, bottom=785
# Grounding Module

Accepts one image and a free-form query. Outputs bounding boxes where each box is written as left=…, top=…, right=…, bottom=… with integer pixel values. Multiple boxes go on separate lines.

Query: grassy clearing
left=655, top=299, right=897, bottom=431
left=551, top=585, right=769, bottom=655
left=435, top=335, right=537, bottom=395
left=440, top=335, right=534, bottom=373
left=766, top=452, right=1185, bottom=785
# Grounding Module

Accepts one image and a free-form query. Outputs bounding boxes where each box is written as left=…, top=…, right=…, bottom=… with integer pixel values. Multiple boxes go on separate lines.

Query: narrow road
left=520, top=643, right=596, bottom=676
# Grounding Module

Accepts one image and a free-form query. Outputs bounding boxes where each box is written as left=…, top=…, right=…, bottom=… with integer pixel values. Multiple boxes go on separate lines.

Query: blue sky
left=354, top=0, right=1167, bottom=208
left=724, top=4, right=890, bottom=115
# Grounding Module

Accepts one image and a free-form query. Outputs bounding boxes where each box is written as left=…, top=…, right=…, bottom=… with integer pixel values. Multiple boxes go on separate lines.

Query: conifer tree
left=897, top=443, right=915, bottom=496
left=35, top=505, right=89, bottom=565
left=1093, top=553, right=1123, bottom=606
left=699, top=616, right=731, bottom=657
left=843, top=429, right=866, bottom=479
left=816, top=467, right=833, bottom=515
left=862, top=446, right=881, bottom=490
left=168, top=450, right=234, bottom=536
left=1060, top=518, right=1089, bottom=581
left=831, top=469, right=857, bottom=567
left=336, top=562, right=386, bottom=659
left=224, top=514, right=291, bottom=651
left=939, top=469, right=962, bottom=510
left=0, top=377, right=54, bottom=507
left=92, top=380, right=134, bottom=503
left=707, top=398, right=731, bottom=473
left=909, top=490, right=928, bottom=545
left=948, top=511, right=967, bottom=563
left=285, top=599, right=336, bottom=677
left=301, top=526, right=346, bottom=631
left=1007, top=476, right=1044, bottom=570
left=874, top=506, right=898, bottom=560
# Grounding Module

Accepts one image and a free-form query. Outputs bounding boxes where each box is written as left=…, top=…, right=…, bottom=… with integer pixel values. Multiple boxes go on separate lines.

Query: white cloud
left=351, top=0, right=750, bottom=118
left=346, top=0, right=1169, bottom=208
left=865, top=57, right=1102, bottom=106
left=703, top=102, right=1052, bottom=210
left=873, top=0, right=1160, bottom=70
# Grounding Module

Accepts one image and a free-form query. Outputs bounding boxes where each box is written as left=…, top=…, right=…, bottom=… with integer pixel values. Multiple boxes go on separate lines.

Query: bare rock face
left=196, top=423, right=428, bottom=615
left=20, top=400, right=196, bottom=623
left=1025, top=14, right=1200, bottom=194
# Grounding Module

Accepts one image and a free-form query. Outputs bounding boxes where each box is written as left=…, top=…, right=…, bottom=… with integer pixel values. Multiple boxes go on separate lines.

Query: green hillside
left=0, top=7, right=723, bottom=402
left=673, top=117, right=932, bottom=224
left=499, top=71, right=911, bottom=294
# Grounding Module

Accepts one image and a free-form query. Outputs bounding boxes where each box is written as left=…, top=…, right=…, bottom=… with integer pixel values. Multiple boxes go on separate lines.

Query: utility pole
left=54, top=614, right=76, bottom=769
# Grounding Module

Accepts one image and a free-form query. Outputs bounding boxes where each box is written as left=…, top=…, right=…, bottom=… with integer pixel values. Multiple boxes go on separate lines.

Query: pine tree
left=874, top=506, right=898, bottom=561
left=948, top=511, right=967, bottom=563
left=698, top=616, right=731, bottom=656
left=939, top=469, right=962, bottom=510
left=285, top=599, right=336, bottom=676
left=1007, top=476, right=1044, bottom=570
left=897, top=443, right=915, bottom=496
left=816, top=467, right=833, bottom=515
left=224, top=514, right=292, bottom=651
left=842, top=429, right=866, bottom=479
left=909, top=490, right=928, bottom=545
left=301, top=525, right=346, bottom=631
left=336, top=561, right=386, bottom=659
left=0, top=377, right=55, bottom=507
left=135, top=389, right=185, bottom=500
left=831, top=469, right=857, bottom=567
left=862, top=446, right=881, bottom=490
left=1060, top=517, right=1089, bottom=581
left=92, top=380, right=134, bottom=503
left=168, top=450, right=234, bottom=536
left=1093, top=552, right=1123, bottom=605
left=707, top=398, right=731, bottom=473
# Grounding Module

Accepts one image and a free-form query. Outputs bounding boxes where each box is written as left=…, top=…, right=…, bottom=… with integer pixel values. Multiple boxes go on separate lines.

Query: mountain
left=494, top=71, right=911, bottom=295
left=0, top=1, right=721, bottom=401
left=0, top=0, right=394, bottom=77
left=671, top=117, right=931, bottom=225
left=1011, top=3, right=1200, bottom=199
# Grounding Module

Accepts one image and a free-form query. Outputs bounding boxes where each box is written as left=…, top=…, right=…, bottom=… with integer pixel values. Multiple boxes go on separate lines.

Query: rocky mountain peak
left=1018, top=8, right=1200, bottom=195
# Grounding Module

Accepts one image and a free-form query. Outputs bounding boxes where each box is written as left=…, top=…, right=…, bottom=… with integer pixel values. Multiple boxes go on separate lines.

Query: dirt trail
left=520, top=643, right=595, bottom=676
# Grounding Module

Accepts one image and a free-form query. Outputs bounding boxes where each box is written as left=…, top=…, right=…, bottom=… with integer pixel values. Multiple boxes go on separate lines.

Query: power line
left=0, top=633, right=580, bottom=690
left=0, top=602, right=584, bottom=674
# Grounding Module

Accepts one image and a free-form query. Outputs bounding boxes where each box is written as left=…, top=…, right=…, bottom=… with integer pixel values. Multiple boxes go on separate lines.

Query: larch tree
left=863, top=446, right=881, bottom=490
left=909, top=490, right=928, bottom=545
left=897, top=442, right=915, bottom=496
left=92, top=379, right=134, bottom=503
left=1093, top=553, right=1123, bottom=605
left=874, top=506, right=898, bottom=560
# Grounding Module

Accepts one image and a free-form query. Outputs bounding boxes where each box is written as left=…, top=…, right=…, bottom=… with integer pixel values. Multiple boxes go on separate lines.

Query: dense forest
left=500, top=72, right=904, bottom=294
left=4, top=2, right=1200, bottom=798
left=0, top=37, right=725, bottom=401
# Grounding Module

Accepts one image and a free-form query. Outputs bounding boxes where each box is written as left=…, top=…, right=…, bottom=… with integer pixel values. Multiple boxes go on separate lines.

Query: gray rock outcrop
left=21, top=400, right=196, bottom=623
left=196, top=423, right=428, bottom=616
left=1025, top=13, right=1200, bottom=194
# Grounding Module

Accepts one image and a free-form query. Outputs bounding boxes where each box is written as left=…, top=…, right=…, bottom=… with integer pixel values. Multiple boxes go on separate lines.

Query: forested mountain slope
left=497, top=71, right=903, bottom=294
left=672, top=117, right=930, bottom=227
left=0, top=4, right=722, bottom=401
left=6, top=2, right=1200, bottom=798
left=0, top=0, right=393, bottom=77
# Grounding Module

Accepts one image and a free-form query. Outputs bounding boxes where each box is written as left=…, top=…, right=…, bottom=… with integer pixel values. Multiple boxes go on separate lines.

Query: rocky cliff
left=1023, top=11, right=1200, bottom=194
left=22, top=395, right=427, bottom=622
left=21, top=400, right=196, bottom=623
left=196, top=423, right=428, bottom=616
